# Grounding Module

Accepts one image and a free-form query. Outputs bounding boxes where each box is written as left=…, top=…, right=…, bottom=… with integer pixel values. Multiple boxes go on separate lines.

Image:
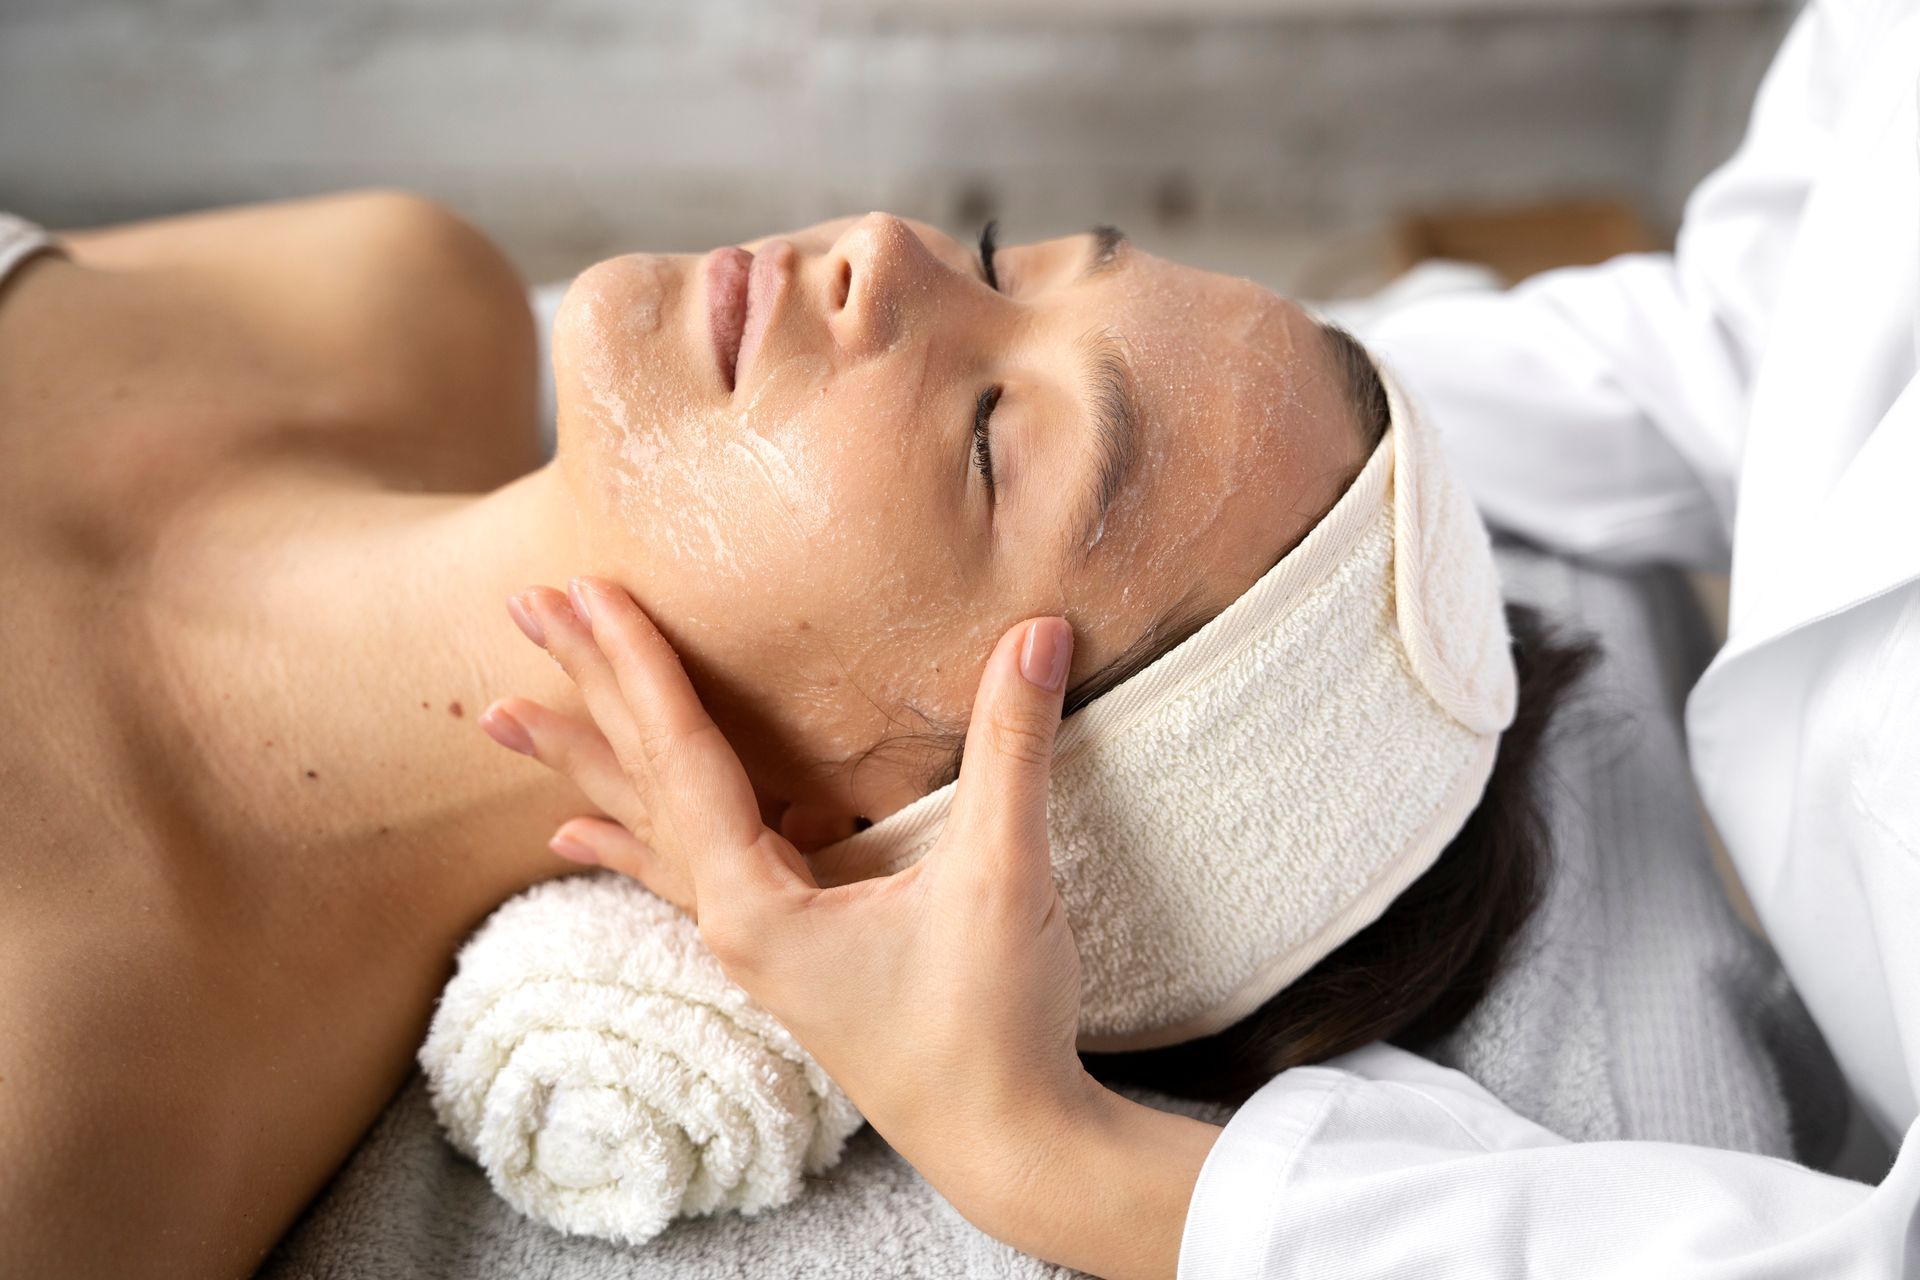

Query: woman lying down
left=0, top=196, right=1583, bottom=1278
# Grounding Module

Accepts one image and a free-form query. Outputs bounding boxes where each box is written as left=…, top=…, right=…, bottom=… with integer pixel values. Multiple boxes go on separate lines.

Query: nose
left=825, top=212, right=951, bottom=356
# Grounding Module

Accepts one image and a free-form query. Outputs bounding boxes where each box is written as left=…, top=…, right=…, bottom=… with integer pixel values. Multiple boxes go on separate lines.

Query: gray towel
left=260, top=545, right=1844, bottom=1279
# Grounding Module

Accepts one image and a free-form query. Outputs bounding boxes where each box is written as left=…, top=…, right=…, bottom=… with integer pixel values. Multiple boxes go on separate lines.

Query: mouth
left=705, top=239, right=796, bottom=395
left=705, top=247, right=753, bottom=392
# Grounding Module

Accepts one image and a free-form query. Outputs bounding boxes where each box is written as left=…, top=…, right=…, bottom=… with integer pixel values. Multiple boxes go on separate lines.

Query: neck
left=159, top=460, right=904, bottom=941
left=161, top=464, right=627, bottom=937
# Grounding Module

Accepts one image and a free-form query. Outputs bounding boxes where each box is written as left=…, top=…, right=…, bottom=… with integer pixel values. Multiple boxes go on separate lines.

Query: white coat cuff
left=1176, top=1063, right=1348, bottom=1278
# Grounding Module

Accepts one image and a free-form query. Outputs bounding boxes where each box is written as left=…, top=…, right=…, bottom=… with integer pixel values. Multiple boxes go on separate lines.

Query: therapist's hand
left=483, top=577, right=1219, bottom=1280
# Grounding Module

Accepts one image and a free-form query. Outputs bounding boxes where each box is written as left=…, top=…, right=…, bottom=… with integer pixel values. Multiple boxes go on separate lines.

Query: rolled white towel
left=420, top=872, right=864, bottom=1245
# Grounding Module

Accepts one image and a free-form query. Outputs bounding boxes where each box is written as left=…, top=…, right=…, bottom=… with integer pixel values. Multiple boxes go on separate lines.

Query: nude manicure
left=479, top=706, right=535, bottom=756
left=549, top=834, right=599, bottom=866
left=567, top=578, right=594, bottom=625
left=1019, top=618, right=1072, bottom=692
left=506, top=593, right=545, bottom=647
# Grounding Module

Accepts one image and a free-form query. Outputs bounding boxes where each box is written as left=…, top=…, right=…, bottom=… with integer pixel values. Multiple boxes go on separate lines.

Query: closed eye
left=977, top=220, right=1001, bottom=292
left=973, top=386, right=1001, bottom=503
left=972, top=220, right=1004, bottom=506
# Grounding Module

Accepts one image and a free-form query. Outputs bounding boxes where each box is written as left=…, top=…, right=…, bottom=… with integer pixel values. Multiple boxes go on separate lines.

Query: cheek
left=562, top=320, right=998, bottom=744
left=738, top=373, right=997, bottom=740
left=688, top=363, right=876, bottom=597
left=717, top=363, right=957, bottom=593
left=570, top=353, right=947, bottom=620
left=790, top=610, right=1000, bottom=769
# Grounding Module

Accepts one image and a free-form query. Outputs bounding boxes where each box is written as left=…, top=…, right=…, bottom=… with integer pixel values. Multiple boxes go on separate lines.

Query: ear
left=777, top=802, right=862, bottom=853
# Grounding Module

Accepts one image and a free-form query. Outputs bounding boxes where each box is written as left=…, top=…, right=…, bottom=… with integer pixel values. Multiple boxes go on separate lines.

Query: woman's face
left=551, top=213, right=1367, bottom=822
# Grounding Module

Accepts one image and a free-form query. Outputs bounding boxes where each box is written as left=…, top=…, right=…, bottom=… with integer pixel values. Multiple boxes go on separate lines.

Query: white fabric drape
left=1182, top=2, right=1920, bottom=1273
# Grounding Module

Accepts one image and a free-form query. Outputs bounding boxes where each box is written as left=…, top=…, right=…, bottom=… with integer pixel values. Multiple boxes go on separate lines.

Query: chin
left=553, top=254, right=695, bottom=388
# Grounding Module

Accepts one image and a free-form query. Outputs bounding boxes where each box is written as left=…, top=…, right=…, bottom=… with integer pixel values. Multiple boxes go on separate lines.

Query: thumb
left=946, top=617, right=1073, bottom=887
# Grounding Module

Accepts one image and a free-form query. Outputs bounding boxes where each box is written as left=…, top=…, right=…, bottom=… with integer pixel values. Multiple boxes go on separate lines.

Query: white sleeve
left=1179, top=1044, right=1918, bottom=1279
left=1362, top=0, right=1859, bottom=571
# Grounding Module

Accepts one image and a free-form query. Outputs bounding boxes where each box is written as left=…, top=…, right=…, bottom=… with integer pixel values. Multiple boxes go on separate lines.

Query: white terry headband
left=817, top=370, right=1517, bottom=1052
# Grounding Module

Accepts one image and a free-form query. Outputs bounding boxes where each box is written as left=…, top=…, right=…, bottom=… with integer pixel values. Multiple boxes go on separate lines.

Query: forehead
left=1033, top=241, right=1357, bottom=668
left=1087, top=242, right=1302, bottom=378
left=1075, top=245, right=1332, bottom=504
left=1006, top=232, right=1316, bottom=449
left=1129, top=275, right=1303, bottom=443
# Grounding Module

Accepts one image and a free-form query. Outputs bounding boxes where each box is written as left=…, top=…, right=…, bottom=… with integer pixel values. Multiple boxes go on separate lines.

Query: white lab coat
left=1180, top=1, right=1920, bottom=1274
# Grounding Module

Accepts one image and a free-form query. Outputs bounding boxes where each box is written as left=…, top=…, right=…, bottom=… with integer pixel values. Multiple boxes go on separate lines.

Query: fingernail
left=478, top=706, right=535, bottom=756
left=550, top=833, right=599, bottom=866
left=1019, top=618, right=1072, bottom=692
left=506, top=593, right=545, bottom=647
left=567, top=578, right=593, bottom=626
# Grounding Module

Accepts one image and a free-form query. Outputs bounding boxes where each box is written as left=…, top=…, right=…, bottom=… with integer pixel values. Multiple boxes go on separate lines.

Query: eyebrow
left=1082, top=224, right=1127, bottom=279
left=1069, top=228, right=1141, bottom=555
left=1075, top=328, right=1142, bottom=556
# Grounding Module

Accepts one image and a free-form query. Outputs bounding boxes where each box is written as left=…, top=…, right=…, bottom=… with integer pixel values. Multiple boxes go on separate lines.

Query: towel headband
left=819, top=371, right=1517, bottom=1051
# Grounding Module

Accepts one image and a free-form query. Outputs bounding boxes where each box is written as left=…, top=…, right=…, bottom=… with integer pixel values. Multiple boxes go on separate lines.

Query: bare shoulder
left=50, top=191, right=546, bottom=490
left=62, top=189, right=525, bottom=311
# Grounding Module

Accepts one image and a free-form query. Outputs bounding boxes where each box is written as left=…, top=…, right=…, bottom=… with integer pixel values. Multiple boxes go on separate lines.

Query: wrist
left=964, top=1077, right=1221, bottom=1280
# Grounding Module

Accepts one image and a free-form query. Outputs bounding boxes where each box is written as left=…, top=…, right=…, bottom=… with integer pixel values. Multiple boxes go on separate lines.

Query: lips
left=705, top=246, right=753, bottom=391
left=706, top=240, right=796, bottom=394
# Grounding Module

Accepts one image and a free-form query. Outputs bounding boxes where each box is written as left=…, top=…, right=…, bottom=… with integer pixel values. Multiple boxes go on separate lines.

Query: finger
left=516, top=585, right=651, bottom=775
left=945, top=617, right=1072, bottom=891
left=568, top=577, right=773, bottom=859
left=478, top=697, right=651, bottom=842
left=565, top=577, right=821, bottom=933
left=551, top=817, right=696, bottom=915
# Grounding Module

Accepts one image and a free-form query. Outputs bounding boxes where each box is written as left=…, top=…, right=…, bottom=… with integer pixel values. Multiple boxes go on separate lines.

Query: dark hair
left=1081, top=602, right=1594, bottom=1103
left=1321, top=320, right=1391, bottom=453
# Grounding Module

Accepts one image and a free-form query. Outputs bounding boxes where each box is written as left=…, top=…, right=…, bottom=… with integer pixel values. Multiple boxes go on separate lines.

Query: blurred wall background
left=0, top=0, right=1794, bottom=289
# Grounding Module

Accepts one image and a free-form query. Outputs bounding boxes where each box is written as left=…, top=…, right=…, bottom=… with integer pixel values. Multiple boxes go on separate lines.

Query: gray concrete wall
left=0, top=0, right=1793, bottom=280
